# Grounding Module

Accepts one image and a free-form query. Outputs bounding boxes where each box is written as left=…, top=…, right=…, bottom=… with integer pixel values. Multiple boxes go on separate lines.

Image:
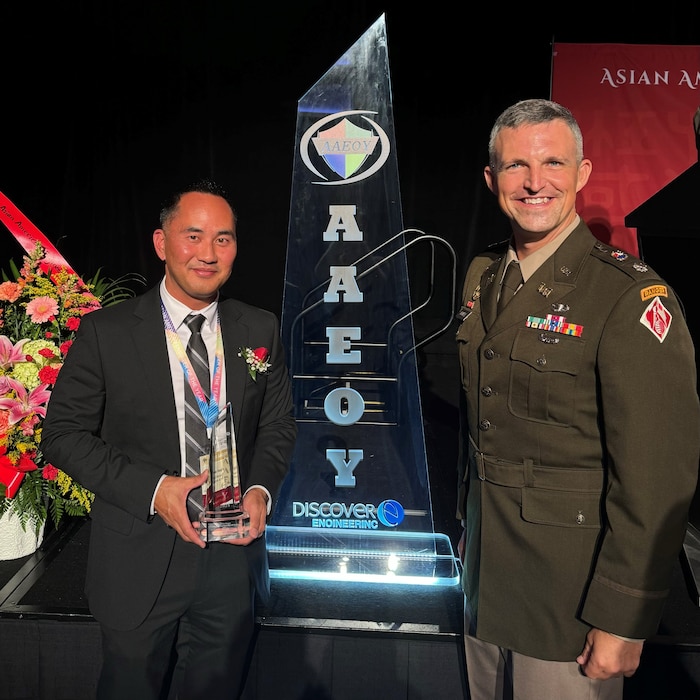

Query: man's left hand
left=215, top=487, right=268, bottom=546
left=577, top=628, right=643, bottom=679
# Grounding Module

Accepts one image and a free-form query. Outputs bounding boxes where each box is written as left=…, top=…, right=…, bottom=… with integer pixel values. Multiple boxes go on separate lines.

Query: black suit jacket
left=42, top=285, right=297, bottom=630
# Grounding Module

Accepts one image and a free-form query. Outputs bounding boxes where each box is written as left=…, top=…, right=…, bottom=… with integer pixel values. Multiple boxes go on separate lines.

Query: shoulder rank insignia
left=456, top=284, right=481, bottom=321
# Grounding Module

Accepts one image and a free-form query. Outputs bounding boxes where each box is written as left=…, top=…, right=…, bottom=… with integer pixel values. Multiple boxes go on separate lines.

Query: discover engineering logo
left=292, top=499, right=405, bottom=529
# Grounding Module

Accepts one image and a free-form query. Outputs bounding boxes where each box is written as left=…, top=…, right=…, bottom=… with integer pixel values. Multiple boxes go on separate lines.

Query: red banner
left=0, top=191, right=76, bottom=274
left=551, top=43, right=700, bottom=257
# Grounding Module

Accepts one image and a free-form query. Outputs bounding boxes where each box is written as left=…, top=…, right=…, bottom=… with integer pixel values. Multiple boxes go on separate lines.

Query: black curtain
left=5, top=1, right=697, bottom=309
left=4, top=2, right=700, bottom=537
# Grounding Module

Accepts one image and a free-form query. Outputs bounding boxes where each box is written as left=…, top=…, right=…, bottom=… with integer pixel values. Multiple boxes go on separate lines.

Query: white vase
left=0, top=509, right=46, bottom=560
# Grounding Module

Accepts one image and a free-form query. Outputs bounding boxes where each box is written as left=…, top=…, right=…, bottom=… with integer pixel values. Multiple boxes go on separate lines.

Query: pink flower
left=26, top=296, right=59, bottom=323
left=0, top=335, right=28, bottom=370
left=253, top=347, right=269, bottom=362
left=0, top=378, right=51, bottom=425
left=20, top=414, right=40, bottom=436
left=65, top=316, right=81, bottom=331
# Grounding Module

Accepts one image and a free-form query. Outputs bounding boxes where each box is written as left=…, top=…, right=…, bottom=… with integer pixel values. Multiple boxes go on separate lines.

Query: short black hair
left=159, top=178, right=236, bottom=228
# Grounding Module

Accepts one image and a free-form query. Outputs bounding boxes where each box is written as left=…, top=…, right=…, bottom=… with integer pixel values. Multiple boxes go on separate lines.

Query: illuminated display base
left=267, top=526, right=460, bottom=586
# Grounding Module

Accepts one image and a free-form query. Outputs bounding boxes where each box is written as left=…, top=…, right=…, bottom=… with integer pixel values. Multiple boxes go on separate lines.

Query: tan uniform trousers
left=464, top=608, right=624, bottom=700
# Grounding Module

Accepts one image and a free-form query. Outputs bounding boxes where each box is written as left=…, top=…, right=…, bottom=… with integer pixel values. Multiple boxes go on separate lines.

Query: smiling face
left=153, top=191, right=237, bottom=309
left=484, top=119, right=592, bottom=250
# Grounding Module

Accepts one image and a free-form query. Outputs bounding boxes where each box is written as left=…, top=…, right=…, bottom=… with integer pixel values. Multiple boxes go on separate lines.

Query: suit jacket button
left=484, top=348, right=496, bottom=360
left=479, top=419, right=491, bottom=431
left=481, top=386, right=493, bottom=397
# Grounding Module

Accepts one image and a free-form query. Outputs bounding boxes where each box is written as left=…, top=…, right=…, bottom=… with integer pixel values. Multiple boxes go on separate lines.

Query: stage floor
left=0, top=517, right=468, bottom=700
left=4, top=517, right=700, bottom=700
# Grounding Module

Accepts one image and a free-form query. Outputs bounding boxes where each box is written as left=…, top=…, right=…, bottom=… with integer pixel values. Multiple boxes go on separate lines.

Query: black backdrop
left=3, top=2, right=700, bottom=536
left=3, top=2, right=699, bottom=300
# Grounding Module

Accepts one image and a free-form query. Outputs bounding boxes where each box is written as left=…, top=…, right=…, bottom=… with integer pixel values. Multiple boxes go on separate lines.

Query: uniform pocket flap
left=511, top=329, right=585, bottom=375
left=521, top=487, right=601, bottom=529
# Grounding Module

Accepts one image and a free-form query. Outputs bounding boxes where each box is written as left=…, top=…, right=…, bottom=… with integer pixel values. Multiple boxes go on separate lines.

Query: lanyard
left=161, top=300, right=223, bottom=431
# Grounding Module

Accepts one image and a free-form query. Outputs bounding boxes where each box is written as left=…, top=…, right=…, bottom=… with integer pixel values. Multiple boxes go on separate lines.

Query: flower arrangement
left=0, top=242, right=142, bottom=536
left=238, top=346, right=271, bottom=381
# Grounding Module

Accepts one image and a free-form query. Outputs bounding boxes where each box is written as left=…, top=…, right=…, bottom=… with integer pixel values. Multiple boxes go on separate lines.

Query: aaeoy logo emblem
left=300, top=109, right=390, bottom=185
left=377, top=499, right=405, bottom=527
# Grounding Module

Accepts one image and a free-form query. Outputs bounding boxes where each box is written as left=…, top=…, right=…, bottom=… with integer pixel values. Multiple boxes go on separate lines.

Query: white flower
left=238, top=346, right=271, bottom=381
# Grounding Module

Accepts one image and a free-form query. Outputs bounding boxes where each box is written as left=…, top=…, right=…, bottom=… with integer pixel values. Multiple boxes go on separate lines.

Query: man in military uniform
left=456, top=98, right=700, bottom=699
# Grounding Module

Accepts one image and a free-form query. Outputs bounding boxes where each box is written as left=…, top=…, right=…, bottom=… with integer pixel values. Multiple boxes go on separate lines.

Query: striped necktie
left=184, top=313, right=210, bottom=520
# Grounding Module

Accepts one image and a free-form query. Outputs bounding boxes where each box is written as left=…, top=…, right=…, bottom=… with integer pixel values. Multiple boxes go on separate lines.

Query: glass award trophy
left=267, top=14, right=460, bottom=586
left=198, top=402, right=250, bottom=542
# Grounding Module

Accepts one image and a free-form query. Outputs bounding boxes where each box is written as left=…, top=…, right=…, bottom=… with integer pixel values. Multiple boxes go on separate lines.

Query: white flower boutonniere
left=238, top=346, right=271, bottom=381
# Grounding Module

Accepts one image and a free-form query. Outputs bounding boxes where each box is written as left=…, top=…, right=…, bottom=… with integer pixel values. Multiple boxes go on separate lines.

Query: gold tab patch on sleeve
left=640, top=285, right=668, bottom=301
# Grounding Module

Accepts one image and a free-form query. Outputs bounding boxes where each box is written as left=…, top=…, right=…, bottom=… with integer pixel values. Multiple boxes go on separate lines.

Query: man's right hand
left=154, top=471, right=209, bottom=548
left=458, top=527, right=466, bottom=563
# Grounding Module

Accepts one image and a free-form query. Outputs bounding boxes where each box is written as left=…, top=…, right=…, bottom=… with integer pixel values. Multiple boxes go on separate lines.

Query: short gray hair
left=488, top=99, right=584, bottom=171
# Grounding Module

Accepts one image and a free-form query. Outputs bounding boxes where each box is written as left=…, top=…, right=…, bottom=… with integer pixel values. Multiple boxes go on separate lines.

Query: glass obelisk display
left=268, top=14, right=458, bottom=584
left=198, top=403, right=250, bottom=542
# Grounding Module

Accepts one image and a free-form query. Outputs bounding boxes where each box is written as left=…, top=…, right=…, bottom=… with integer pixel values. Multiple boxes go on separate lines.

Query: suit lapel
left=219, top=299, right=249, bottom=434
left=132, top=288, right=181, bottom=467
left=129, top=293, right=265, bottom=452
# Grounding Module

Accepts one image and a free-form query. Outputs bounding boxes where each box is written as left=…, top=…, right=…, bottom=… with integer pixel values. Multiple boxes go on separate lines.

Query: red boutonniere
left=238, top=346, right=271, bottom=381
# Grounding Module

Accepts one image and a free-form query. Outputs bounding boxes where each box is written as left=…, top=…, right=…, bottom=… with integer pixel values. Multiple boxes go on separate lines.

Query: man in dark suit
left=455, top=99, right=700, bottom=699
left=42, top=179, right=297, bottom=700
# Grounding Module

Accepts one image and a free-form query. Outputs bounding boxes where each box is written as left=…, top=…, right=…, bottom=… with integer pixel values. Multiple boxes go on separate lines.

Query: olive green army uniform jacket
left=456, top=221, right=700, bottom=661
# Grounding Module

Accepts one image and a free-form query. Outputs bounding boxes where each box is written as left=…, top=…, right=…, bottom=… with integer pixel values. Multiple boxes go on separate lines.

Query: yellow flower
left=0, top=240, right=143, bottom=534
left=11, top=362, right=41, bottom=391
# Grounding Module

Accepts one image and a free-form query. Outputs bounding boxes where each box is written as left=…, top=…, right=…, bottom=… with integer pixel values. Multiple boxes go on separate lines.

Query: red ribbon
left=0, top=191, right=80, bottom=497
left=0, top=190, right=76, bottom=275
left=0, top=462, right=24, bottom=498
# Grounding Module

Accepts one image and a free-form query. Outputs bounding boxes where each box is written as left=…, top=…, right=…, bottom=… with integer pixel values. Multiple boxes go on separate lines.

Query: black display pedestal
left=0, top=518, right=467, bottom=700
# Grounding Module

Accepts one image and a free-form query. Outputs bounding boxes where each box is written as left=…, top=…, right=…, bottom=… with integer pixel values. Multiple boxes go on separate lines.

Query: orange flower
left=0, top=282, right=21, bottom=303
